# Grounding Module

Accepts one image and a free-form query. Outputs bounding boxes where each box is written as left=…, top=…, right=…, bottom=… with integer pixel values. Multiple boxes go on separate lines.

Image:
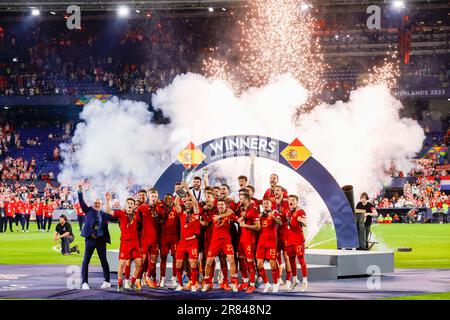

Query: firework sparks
left=363, top=56, right=400, bottom=89
left=203, top=0, right=325, bottom=96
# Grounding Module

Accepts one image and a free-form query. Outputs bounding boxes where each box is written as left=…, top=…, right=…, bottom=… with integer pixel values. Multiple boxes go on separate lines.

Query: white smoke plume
left=59, top=73, right=424, bottom=244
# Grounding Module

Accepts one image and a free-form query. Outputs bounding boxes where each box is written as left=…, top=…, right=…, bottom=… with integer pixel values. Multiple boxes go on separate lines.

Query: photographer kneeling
left=54, top=214, right=80, bottom=255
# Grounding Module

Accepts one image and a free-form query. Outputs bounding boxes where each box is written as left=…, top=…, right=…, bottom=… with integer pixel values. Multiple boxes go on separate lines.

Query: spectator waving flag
left=440, top=176, right=450, bottom=191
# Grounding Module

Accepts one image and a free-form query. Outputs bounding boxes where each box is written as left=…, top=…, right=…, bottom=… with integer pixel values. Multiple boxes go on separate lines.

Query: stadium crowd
left=0, top=10, right=449, bottom=97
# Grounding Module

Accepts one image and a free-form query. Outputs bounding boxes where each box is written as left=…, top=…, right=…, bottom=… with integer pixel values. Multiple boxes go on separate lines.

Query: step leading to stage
left=305, top=249, right=394, bottom=277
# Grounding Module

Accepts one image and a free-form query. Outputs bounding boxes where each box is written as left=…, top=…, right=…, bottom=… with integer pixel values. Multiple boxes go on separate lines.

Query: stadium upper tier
left=0, top=8, right=449, bottom=98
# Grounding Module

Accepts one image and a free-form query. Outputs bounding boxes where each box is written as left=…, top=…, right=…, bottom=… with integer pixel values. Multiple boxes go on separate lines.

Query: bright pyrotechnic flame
left=203, top=0, right=324, bottom=97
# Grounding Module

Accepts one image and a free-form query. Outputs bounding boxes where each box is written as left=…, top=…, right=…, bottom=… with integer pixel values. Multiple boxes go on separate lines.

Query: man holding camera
left=54, top=214, right=80, bottom=255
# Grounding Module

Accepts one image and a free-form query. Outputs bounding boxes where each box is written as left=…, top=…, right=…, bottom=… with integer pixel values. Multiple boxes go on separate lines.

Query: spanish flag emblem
left=177, top=142, right=206, bottom=169
left=281, top=138, right=311, bottom=170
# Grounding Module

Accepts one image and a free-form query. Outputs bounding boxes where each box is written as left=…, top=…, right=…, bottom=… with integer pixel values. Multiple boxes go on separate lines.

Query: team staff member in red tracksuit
left=34, top=198, right=44, bottom=232
left=74, top=201, right=85, bottom=232
left=14, top=197, right=25, bottom=232
left=0, top=200, right=6, bottom=233
left=43, top=199, right=54, bottom=232
left=22, top=199, right=32, bottom=232
left=5, top=198, right=16, bottom=232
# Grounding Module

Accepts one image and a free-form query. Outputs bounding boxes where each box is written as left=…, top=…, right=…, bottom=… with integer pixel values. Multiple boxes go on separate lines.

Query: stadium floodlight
left=135, top=10, right=140, bottom=13
left=31, top=8, right=40, bottom=16
left=393, top=1, right=405, bottom=9
left=208, top=7, right=214, bottom=12
left=117, top=6, right=130, bottom=17
left=50, top=11, right=56, bottom=15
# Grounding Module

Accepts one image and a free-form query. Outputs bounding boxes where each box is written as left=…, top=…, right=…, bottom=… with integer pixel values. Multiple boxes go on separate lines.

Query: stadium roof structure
left=0, top=0, right=448, bottom=12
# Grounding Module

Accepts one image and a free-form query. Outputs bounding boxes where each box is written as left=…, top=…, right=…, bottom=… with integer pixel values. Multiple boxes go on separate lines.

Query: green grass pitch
left=1, top=222, right=450, bottom=269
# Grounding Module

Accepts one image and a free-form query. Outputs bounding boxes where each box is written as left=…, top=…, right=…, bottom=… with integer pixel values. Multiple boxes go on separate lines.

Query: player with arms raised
left=202, top=198, right=239, bottom=292
left=174, top=182, right=201, bottom=291
left=105, top=193, right=142, bottom=292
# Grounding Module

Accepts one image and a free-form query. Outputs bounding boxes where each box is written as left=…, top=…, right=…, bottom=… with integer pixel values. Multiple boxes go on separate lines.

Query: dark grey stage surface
left=1, top=265, right=450, bottom=300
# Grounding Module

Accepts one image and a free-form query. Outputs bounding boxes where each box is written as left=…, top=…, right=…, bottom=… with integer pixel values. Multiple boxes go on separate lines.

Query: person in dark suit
left=78, top=184, right=113, bottom=290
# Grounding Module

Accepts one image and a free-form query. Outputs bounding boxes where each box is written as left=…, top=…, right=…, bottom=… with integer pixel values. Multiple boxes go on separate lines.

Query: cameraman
left=54, top=214, right=80, bottom=255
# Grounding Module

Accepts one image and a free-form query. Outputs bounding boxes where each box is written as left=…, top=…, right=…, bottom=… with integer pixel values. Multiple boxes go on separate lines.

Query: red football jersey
left=137, top=204, right=161, bottom=243
left=12, top=201, right=20, bottom=214
left=34, top=203, right=44, bottom=216
left=259, top=210, right=281, bottom=243
left=223, top=197, right=237, bottom=211
left=44, top=204, right=54, bottom=218
left=161, top=204, right=180, bottom=236
left=178, top=209, right=200, bottom=240
left=239, top=205, right=260, bottom=243
left=201, top=204, right=217, bottom=245
left=114, top=209, right=140, bottom=241
left=274, top=199, right=290, bottom=238
left=211, top=213, right=237, bottom=241
left=263, top=188, right=288, bottom=202
left=5, top=202, right=15, bottom=217
left=74, top=202, right=85, bottom=216
left=22, top=203, right=32, bottom=215
left=287, top=208, right=306, bottom=245
left=251, top=197, right=262, bottom=208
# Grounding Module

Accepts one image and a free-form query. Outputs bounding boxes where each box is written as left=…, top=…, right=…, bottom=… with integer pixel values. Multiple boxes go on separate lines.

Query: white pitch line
left=308, top=237, right=336, bottom=248
left=52, top=244, right=61, bottom=252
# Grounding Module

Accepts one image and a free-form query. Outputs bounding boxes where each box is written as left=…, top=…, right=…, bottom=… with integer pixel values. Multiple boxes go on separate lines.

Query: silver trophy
left=176, top=165, right=196, bottom=198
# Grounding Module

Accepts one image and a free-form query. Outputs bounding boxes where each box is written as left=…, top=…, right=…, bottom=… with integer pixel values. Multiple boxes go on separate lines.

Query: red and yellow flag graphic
left=280, top=138, right=311, bottom=170
left=177, top=142, right=206, bottom=169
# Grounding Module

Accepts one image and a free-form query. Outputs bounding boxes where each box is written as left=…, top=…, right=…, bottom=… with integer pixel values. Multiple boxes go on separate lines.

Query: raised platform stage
left=106, top=248, right=394, bottom=281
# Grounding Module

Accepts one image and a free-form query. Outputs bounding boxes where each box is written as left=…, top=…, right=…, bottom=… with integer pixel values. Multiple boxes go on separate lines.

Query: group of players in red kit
left=0, top=197, right=55, bottom=233
left=104, top=173, right=309, bottom=294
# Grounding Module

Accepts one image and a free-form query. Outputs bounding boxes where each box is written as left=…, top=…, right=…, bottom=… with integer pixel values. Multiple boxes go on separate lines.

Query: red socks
left=286, top=270, right=292, bottom=281
left=160, top=255, right=167, bottom=278
left=258, top=267, right=268, bottom=283
left=298, top=255, right=308, bottom=277
left=131, top=276, right=136, bottom=284
left=289, top=256, right=297, bottom=277
left=176, top=267, right=184, bottom=285
left=247, top=261, right=256, bottom=283
left=118, top=279, right=123, bottom=286
left=124, top=264, right=131, bottom=279
left=238, top=257, right=248, bottom=279
left=147, top=261, right=156, bottom=279
left=191, top=267, right=198, bottom=283
left=271, top=268, right=279, bottom=284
